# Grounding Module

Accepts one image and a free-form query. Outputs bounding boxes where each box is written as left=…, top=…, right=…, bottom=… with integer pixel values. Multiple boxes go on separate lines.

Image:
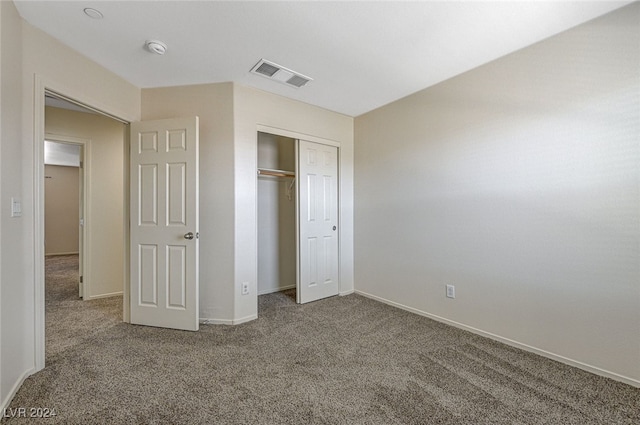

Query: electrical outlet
left=446, top=284, right=455, bottom=299
left=241, top=282, right=249, bottom=295
left=11, top=197, right=22, bottom=218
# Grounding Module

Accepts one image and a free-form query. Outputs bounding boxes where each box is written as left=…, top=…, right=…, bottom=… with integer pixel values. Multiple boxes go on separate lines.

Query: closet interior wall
left=257, top=132, right=296, bottom=295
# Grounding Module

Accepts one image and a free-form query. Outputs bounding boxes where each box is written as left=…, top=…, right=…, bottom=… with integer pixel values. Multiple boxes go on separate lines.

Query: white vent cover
left=250, top=59, right=312, bottom=88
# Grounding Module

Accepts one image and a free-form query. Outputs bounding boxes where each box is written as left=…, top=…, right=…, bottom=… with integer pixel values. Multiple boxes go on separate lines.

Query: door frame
left=33, top=76, right=133, bottom=371
left=254, top=125, right=341, bottom=308
left=43, top=135, right=90, bottom=298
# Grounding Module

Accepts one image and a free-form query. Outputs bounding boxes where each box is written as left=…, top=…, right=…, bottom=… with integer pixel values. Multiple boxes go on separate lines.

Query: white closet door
left=298, top=140, right=339, bottom=304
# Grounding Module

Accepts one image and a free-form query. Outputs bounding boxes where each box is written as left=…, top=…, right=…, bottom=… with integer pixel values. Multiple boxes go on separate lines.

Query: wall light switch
left=11, top=197, right=22, bottom=218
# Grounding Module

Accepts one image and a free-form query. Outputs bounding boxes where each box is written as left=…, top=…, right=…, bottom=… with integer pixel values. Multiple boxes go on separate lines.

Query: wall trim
left=0, top=367, right=35, bottom=412
left=200, top=318, right=233, bottom=326
left=200, top=314, right=258, bottom=326
left=44, top=252, right=79, bottom=256
left=86, top=291, right=123, bottom=300
left=339, top=289, right=355, bottom=296
left=257, top=285, right=295, bottom=296
left=34, top=75, right=46, bottom=372
left=256, top=124, right=341, bottom=148
left=355, top=290, right=640, bottom=389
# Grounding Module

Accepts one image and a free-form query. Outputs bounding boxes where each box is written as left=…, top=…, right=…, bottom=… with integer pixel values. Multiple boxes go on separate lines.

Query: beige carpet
left=2, top=254, right=638, bottom=424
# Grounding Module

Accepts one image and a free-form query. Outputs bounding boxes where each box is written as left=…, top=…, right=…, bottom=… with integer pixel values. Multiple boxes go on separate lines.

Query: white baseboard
left=257, top=286, right=354, bottom=297
left=200, top=318, right=232, bottom=325
left=86, top=291, right=123, bottom=300
left=44, top=251, right=79, bottom=256
left=258, top=284, right=295, bottom=296
left=355, top=290, right=640, bottom=388
left=1, top=367, right=35, bottom=412
left=200, top=314, right=258, bottom=326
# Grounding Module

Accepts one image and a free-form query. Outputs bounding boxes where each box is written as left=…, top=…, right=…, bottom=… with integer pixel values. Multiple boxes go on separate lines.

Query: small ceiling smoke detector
left=83, top=8, right=103, bottom=19
left=250, top=59, right=312, bottom=88
left=145, top=40, right=167, bottom=55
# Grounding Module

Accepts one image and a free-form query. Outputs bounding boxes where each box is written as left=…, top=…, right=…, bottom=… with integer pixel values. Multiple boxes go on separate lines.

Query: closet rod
left=257, top=168, right=295, bottom=178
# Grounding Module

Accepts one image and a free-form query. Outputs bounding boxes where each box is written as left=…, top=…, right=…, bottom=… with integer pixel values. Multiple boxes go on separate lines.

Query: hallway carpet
left=3, top=255, right=639, bottom=424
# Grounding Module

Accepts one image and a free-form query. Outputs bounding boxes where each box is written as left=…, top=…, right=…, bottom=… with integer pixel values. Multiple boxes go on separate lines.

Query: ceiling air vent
left=250, top=59, right=312, bottom=89
left=254, top=61, right=279, bottom=77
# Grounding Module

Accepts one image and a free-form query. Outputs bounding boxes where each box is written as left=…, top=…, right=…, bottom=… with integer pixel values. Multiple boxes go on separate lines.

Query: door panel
left=298, top=140, right=339, bottom=304
left=167, top=245, right=187, bottom=308
left=139, top=164, right=158, bottom=225
left=167, top=162, right=186, bottom=225
left=130, top=117, right=199, bottom=331
left=139, top=244, right=158, bottom=305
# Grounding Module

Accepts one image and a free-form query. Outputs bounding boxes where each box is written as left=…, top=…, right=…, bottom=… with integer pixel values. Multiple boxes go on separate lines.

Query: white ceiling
left=15, top=1, right=632, bottom=117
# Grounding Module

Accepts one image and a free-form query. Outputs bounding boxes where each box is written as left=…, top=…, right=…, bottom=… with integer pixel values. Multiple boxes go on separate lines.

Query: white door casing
left=78, top=150, right=84, bottom=298
left=298, top=140, right=339, bottom=304
left=130, top=117, right=199, bottom=331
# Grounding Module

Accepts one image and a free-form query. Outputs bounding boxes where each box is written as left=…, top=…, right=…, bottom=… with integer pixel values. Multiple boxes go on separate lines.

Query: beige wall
left=45, top=107, right=126, bottom=298
left=354, top=4, right=640, bottom=385
left=44, top=164, right=79, bottom=255
left=2, top=3, right=140, bottom=409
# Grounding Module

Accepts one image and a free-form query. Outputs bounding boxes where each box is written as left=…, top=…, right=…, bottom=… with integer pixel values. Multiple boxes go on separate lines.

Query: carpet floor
left=2, top=255, right=638, bottom=424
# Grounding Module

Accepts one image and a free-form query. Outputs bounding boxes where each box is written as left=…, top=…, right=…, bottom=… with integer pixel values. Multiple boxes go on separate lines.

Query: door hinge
left=80, top=276, right=83, bottom=283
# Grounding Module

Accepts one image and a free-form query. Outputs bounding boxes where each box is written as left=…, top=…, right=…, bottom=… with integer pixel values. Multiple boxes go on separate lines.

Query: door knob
left=333, top=226, right=337, bottom=231
left=184, top=232, right=194, bottom=240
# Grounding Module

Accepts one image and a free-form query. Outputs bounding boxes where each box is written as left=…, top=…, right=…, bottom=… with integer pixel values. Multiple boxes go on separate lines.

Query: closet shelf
left=257, top=168, right=295, bottom=178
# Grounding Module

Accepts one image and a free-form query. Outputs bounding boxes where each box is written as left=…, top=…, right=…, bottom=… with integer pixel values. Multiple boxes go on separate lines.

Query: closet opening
left=256, top=130, right=340, bottom=305
left=257, top=132, right=297, bottom=301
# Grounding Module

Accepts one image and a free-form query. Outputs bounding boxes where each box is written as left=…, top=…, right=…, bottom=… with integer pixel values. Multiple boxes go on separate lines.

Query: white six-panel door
left=298, top=140, right=339, bottom=304
left=130, top=117, right=199, bottom=331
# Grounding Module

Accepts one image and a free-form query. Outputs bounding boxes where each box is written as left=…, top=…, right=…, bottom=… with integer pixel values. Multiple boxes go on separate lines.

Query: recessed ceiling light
left=145, top=40, right=168, bottom=55
left=83, top=8, right=103, bottom=19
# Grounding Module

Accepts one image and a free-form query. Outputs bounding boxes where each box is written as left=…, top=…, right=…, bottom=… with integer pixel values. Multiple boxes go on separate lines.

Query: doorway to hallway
left=42, top=93, right=127, bottom=365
